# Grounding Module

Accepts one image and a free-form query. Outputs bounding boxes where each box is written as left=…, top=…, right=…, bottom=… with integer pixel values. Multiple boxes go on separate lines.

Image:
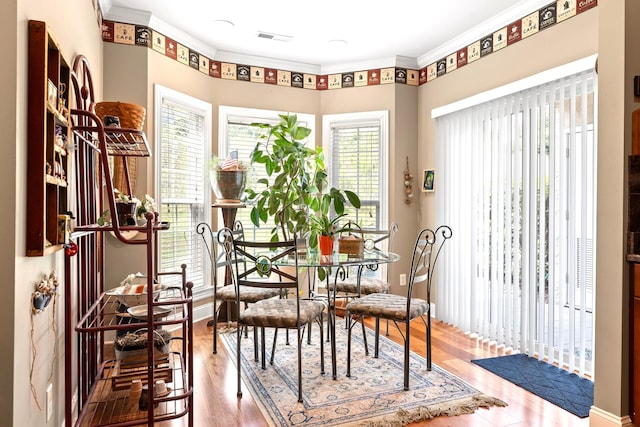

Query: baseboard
left=192, top=300, right=214, bottom=324
left=589, top=406, right=634, bottom=427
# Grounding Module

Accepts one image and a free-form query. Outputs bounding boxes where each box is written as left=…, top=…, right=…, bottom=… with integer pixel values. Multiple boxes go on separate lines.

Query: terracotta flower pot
left=318, top=235, right=335, bottom=255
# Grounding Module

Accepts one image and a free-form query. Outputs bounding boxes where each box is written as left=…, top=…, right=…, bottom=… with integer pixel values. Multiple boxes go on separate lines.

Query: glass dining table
left=278, top=249, right=401, bottom=379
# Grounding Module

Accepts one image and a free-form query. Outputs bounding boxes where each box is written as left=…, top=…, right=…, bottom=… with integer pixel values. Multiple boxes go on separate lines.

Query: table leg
left=329, top=266, right=347, bottom=380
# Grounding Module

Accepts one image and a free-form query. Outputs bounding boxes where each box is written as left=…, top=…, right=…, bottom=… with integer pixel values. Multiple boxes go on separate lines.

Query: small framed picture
left=422, top=169, right=435, bottom=192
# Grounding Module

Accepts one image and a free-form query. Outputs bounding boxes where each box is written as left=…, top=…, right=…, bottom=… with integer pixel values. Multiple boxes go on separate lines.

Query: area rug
left=471, top=354, right=593, bottom=418
left=220, top=324, right=507, bottom=426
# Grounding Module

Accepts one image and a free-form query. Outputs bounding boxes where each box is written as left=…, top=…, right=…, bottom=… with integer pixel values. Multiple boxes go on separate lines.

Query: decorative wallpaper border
left=100, top=0, right=596, bottom=91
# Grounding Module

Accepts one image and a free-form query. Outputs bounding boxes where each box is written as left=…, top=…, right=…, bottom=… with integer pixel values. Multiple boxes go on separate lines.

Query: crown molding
left=213, top=50, right=323, bottom=75
left=418, top=0, right=550, bottom=68
left=320, top=55, right=418, bottom=75
left=103, top=5, right=219, bottom=59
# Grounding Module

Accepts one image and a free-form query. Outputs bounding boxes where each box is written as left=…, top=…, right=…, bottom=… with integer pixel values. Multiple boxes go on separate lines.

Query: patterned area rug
left=220, top=322, right=506, bottom=426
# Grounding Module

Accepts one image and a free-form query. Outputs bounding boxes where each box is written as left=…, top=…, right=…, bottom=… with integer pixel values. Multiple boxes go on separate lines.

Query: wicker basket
left=339, top=236, right=364, bottom=257
left=95, top=101, right=146, bottom=130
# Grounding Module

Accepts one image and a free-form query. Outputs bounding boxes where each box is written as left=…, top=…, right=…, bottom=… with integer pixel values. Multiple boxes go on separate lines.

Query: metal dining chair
left=196, top=221, right=280, bottom=355
left=328, top=222, right=398, bottom=353
left=345, top=225, right=452, bottom=390
left=219, top=228, right=326, bottom=403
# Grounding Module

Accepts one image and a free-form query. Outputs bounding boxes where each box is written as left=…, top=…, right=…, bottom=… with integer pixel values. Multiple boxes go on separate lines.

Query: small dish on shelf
left=127, top=304, right=172, bottom=320
left=106, top=281, right=165, bottom=307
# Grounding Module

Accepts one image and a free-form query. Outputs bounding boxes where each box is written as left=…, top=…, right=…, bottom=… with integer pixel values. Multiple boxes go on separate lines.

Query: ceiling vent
left=257, top=31, right=293, bottom=42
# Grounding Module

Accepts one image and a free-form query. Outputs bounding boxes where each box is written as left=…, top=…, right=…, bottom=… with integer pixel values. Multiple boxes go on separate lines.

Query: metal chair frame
left=221, top=229, right=326, bottom=403
left=345, top=225, right=452, bottom=390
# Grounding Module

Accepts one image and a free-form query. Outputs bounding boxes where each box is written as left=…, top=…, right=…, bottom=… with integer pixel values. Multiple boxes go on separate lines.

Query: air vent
left=257, top=31, right=293, bottom=42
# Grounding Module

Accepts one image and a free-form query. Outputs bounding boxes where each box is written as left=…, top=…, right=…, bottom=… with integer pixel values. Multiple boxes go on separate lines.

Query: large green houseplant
left=244, top=113, right=360, bottom=247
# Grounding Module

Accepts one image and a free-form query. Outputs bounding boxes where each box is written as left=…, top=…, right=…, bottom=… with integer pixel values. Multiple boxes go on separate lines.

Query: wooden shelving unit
left=27, top=20, right=71, bottom=256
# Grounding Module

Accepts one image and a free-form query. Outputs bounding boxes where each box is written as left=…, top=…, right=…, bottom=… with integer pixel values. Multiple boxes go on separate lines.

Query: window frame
left=322, top=110, right=389, bottom=231
left=154, top=84, right=212, bottom=300
left=217, top=106, right=315, bottom=239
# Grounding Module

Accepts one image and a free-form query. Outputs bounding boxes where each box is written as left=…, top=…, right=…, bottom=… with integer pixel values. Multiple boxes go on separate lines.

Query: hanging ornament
left=65, top=241, right=78, bottom=257
left=403, top=156, right=413, bottom=204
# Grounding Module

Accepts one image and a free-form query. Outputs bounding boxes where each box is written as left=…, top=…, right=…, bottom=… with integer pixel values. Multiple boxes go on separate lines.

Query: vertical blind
left=435, top=69, right=597, bottom=376
left=158, top=98, right=208, bottom=287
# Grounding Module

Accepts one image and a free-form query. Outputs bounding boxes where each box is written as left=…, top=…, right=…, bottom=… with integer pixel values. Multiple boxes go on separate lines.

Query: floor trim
left=589, top=406, right=634, bottom=427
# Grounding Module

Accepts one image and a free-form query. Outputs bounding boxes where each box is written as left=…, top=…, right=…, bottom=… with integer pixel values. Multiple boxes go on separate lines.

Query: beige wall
left=9, top=1, right=104, bottom=426
left=597, top=0, right=638, bottom=419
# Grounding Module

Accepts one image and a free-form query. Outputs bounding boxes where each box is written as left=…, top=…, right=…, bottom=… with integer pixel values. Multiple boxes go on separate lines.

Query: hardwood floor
left=166, top=317, right=590, bottom=427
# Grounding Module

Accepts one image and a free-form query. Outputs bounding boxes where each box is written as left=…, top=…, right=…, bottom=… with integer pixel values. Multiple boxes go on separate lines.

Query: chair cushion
left=240, top=299, right=326, bottom=328
left=346, top=293, right=429, bottom=322
left=328, top=277, right=390, bottom=295
left=216, top=285, right=280, bottom=303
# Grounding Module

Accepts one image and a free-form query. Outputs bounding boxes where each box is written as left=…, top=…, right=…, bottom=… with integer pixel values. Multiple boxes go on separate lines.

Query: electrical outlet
left=46, top=383, right=53, bottom=421
left=399, top=273, right=407, bottom=286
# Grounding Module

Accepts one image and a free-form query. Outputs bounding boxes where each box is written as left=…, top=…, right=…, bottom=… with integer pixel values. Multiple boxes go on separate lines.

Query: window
left=154, top=85, right=212, bottom=291
left=434, top=63, right=597, bottom=376
left=218, top=107, right=314, bottom=240
left=323, top=111, right=389, bottom=230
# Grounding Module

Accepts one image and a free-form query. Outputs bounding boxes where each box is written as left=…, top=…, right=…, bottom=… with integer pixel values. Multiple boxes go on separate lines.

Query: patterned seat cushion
left=328, top=277, right=390, bottom=295
left=240, top=299, right=326, bottom=328
left=216, top=285, right=280, bottom=303
left=346, top=293, right=429, bottom=322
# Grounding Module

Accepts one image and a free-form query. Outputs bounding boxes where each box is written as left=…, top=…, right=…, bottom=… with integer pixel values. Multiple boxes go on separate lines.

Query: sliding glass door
left=435, top=68, right=597, bottom=376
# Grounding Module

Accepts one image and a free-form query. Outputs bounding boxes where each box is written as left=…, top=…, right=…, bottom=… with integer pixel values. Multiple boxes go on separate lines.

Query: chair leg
left=270, top=328, right=279, bottom=366
left=261, top=327, right=267, bottom=369
left=253, top=326, right=259, bottom=361
left=426, top=315, right=432, bottom=371
left=212, top=303, right=220, bottom=354
left=319, top=314, right=325, bottom=375
left=360, top=315, right=369, bottom=356
left=404, top=321, right=410, bottom=391
left=374, top=317, right=380, bottom=358
left=236, top=324, right=242, bottom=397
left=346, top=317, right=353, bottom=377
left=297, top=327, right=303, bottom=403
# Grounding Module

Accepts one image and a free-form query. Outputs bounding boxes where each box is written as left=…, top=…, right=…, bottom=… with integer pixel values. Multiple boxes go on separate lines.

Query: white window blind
left=155, top=86, right=211, bottom=289
left=323, top=111, right=389, bottom=231
left=435, top=69, right=597, bottom=376
left=329, top=122, right=380, bottom=227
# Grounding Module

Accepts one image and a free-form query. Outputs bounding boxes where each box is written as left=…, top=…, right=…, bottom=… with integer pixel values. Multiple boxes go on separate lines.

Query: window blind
left=329, top=122, right=381, bottom=228
left=157, top=96, right=209, bottom=288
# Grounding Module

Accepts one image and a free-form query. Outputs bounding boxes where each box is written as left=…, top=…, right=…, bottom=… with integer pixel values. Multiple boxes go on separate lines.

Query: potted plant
left=136, top=193, right=157, bottom=226
left=309, top=213, right=347, bottom=255
left=114, top=189, right=139, bottom=226
left=209, top=153, right=248, bottom=203
left=244, top=113, right=361, bottom=245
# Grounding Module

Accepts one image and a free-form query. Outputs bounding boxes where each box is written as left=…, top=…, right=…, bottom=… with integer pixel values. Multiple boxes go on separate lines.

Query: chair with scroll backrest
left=328, top=221, right=398, bottom=353
left=333, top=221, right=399, bottom=296
left=345, top=225, right=452, bottom=390
left=221, top=228, right=326, bottom=403
left=196, top=221, right=280, bottom=355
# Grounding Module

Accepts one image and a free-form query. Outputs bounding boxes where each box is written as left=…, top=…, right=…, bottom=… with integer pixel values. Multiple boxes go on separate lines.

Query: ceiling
left=102, top=0, right=549, bottom=74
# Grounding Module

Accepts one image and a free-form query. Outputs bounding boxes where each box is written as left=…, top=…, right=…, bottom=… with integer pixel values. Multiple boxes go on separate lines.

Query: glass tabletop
left=277, top=249, right=400, bottom=268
